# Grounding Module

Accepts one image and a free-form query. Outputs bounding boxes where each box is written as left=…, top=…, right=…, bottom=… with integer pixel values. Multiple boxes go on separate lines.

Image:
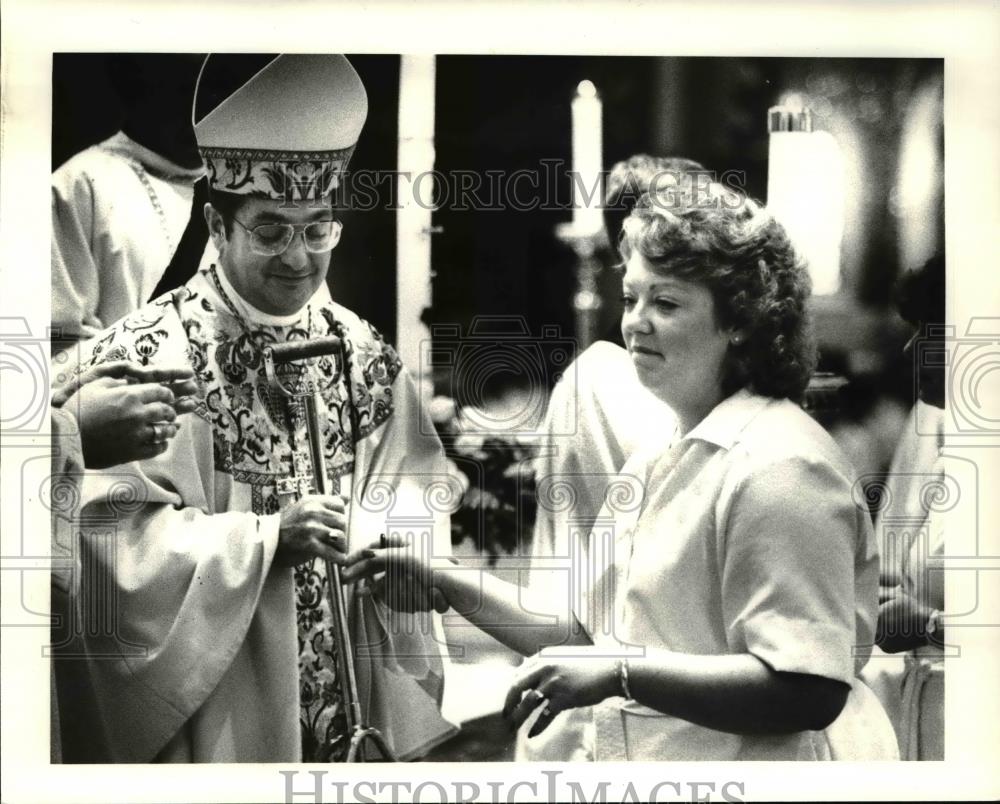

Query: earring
left=731, top=335, right=742, bottom=345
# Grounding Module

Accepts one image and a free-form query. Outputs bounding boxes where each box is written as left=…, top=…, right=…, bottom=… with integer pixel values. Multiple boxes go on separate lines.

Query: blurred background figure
left=51, top=54, right=209, bottom=354
left=863, top=254, right=946, bottom=760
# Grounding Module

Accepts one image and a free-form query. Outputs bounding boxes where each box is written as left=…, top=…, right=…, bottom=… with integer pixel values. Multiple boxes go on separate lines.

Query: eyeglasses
left=232, top=217, right=343, bottom=256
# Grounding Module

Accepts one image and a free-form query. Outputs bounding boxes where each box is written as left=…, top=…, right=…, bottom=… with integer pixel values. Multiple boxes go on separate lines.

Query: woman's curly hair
left=619, top=180, right=817, bottom=402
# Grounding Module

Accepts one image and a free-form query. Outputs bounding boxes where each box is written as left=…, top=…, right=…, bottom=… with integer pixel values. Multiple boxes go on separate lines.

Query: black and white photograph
left=1, top=2, right=998, bottom=802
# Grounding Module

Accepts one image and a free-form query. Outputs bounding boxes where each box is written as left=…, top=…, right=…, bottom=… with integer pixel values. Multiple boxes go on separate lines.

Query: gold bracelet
left=619, top=657, right=633, bottom=700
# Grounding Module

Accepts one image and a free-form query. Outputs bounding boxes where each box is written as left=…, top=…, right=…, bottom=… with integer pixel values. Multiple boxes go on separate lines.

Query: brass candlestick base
left=556, top=223, right=609, bottom=352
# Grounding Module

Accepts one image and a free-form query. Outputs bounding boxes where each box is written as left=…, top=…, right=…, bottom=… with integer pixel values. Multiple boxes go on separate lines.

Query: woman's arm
left=627, top=650, right=849, bottom=734
left=504, top=647, right=848, bottom=737
left=344, top=548, right=591, bottom=656
left=446, top=566, right=593, bottom=655
left=509, top=452, right=856, bottom=740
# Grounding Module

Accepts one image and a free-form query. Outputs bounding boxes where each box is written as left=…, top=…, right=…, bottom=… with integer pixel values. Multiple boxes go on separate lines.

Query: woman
left=345, top=179, right=898, bottom=760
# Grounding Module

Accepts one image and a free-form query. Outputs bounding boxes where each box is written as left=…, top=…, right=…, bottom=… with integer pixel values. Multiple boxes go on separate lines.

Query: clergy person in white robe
left=51, top=55, right=214, bottom=349
left=51, top=132, right=205, bottom=344
left=53, top=53, right=457, bottom=763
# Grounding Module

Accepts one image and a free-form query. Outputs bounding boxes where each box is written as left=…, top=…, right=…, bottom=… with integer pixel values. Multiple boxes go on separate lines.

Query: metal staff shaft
left=302, top=393, right=363, bottom=733
left=265, top=337, right=396, bottom=762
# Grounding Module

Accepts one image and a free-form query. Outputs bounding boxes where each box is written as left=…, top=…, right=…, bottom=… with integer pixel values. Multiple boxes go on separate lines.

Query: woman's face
left=621, top=252, right=733, bottom=428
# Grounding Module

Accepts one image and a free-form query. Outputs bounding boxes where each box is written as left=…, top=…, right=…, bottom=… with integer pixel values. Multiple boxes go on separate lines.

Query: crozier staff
left=347, top=177, right=899, bottom=760
left=54, top=54, right=455, bottom=763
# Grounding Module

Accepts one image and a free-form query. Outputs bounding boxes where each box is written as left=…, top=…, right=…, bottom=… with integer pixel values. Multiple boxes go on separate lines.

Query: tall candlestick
left=572, top=80, right=604, bottom=236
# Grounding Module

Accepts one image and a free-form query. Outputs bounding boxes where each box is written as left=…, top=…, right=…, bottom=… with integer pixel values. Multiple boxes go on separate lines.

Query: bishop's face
left=210, top=196, right=335, bottom=316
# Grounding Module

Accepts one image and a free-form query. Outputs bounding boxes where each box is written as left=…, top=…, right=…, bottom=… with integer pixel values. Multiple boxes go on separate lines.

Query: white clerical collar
left=211, top=263, right=320, bottom=327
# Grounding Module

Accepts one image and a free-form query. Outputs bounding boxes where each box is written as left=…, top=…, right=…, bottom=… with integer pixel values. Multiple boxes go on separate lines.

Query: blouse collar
left=681, top=388, right=773, bottom=450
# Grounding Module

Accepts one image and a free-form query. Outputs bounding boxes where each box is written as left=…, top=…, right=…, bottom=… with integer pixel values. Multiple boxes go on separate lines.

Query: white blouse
left=577, top=389, right=895, bottom=760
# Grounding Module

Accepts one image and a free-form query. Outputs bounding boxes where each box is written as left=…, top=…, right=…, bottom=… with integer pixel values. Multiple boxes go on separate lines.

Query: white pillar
left=396, top=55, right=436, bottom=400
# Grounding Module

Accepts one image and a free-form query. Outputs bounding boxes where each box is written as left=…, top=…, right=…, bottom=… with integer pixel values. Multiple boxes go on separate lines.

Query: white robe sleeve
left=57, top=412, right=283, bottom=762
left=349, top=365, right=460, bottom=759
left=51, top=166, right=106, bottom=343
left=52, top=298, right=288, bottom=762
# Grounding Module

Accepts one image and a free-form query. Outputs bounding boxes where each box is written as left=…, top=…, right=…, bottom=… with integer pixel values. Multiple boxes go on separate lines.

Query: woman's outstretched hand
left=503, top=647, right=620, bottom=738
left=344, top=534, right=453, bottom=614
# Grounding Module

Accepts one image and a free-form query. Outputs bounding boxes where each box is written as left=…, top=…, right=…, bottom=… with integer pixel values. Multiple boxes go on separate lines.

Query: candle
left=767, top=105, right=845, bottom=296
left=572, top=80, right=604, bottom=236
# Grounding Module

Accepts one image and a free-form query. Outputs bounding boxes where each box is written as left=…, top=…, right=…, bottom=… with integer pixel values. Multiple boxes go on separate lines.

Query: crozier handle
left=265, top=336, right=343, bottom=364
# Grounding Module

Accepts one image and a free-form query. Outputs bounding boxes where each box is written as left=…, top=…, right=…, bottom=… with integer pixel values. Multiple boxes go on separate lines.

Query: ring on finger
left=149, top=422, right=168, bottom=444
